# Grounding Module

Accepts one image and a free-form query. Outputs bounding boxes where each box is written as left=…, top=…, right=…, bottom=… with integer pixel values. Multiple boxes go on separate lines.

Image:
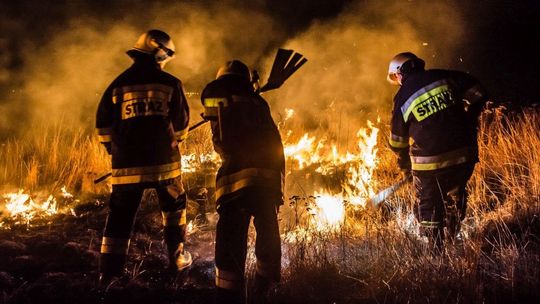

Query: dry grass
left=0, top=122, right=110, bottom=193
left=0, top=107, right=539, bottom=303
left=273, top=107, right=540, bottom=303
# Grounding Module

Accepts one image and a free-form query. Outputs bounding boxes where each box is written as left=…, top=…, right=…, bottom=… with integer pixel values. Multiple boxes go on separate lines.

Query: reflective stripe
left=175, top=127, right=188, bottom=142
left=420, top=221, right=441, bottom=228
left=98, top=134, right=112, bottom=143
left=401, top=79, right=453, bottom=122
left=411, top=147, right=475, bottom=171
left=112, top=84, right=173, bottom=104
left=96, top=127, right=112, bottom=143
left=256, top=260, right=280, bottom=279
left=162, top=209, right=187, bottom=226
left=389, top=133, right=409, bottom=149
left=463, top=84, right=486, bottom=104
left=111, top=162, right=181, bottom=185
left=215, top=267, right=243, bottom=290
left=215, top=168, right=282, bottom=200
left=203, top=98, right=229, bottom=108
left=100, top=237, right=130, bottom=255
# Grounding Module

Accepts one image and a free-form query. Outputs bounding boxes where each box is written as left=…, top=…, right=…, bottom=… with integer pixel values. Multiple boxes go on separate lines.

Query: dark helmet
left=128, top=29, right=175, bottom=68
left=215, top=60, right=251, bottom=81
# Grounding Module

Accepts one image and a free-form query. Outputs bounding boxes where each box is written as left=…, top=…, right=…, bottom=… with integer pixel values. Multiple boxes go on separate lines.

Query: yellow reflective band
left=256, top=260, right=280, bottom=279
left=215, top=168, right=282, bottom=200
left=203, top=98, right=228, bottom=108
left=401, top=80, right=453, bottom=122
left=111, top=162, right=181, bottom=185
left=112, top=84, right=173, bottom=104
left=389, top=138, right=409, bottom=149
left=98, top=134, right=112, bottom=143
left=161, top=209, right=187, bottom=226
left=100, top=237, right=130, bottom=255
left=215, top=267, right=243, bottom=290
left=175, top=127, right=188, bottom=142
left=411, top=147, right=474, bottom=171
left=463, top=85, right=486, bottom=104
left=420, top=221, right=441, bottom=228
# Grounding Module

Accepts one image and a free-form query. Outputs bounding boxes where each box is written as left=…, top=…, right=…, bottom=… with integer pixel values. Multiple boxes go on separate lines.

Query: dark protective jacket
left=389, top=69, right=488, bottom=171
left=201, top=76, right=285, bottom=207
left=96, top=55, right=190, bottom=185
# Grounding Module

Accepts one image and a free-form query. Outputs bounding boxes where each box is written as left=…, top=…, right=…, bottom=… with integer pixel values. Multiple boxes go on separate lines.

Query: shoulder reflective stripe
left=411, top=147, right=475, bottom=171
left=463, top=84, right=486, bottom=104
left=112, top=83, right=174, bottom=104
left=420, top=221, right=441, bottom=228
left=256, top=260, right=280, bottom=279
left=161, top=209, right=187, bottom=226
left=100, top=237, right=130, bottom=255
left=174, top=127, right=189, bottom=141
left=215, top=267, right=243, bottom=290
left=203, top=98, right=228, bottom=107
left=111, top=162, right=181, bottom=185
left=401, top=80, right=450, bottom=122
left=389, top=133, right=409, bottom=148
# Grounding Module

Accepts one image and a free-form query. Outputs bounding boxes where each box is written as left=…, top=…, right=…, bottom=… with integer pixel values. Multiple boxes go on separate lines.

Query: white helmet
left=387, top=52, right=425, bottom=85
left=130, top=29, right=175, bottom=67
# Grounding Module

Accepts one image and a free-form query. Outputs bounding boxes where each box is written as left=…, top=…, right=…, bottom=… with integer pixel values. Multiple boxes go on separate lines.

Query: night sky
left=1, top=0, right=539, bottom=108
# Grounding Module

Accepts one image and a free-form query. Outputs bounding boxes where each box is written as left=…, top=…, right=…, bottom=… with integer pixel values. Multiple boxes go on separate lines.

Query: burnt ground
left=0, top=194, right=219, bottom=304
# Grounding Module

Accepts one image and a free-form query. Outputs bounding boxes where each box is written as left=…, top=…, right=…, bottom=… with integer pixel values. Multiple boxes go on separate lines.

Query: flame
left=2, top=190, right=58, bottom=225
left=1, top=187, right=76, bottom=227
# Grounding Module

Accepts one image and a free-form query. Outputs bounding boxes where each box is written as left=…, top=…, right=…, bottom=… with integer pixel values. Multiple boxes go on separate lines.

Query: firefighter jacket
left=201, top=76, right=285, bottom=207
left=389, top=69, right=488, bottom=172
left=96, top=55, right=190, bottom=185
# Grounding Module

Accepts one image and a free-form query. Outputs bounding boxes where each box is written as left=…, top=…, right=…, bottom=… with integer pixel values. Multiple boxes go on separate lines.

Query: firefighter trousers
left=214, top=190, right=281, bottom=303
left=99, top=176, right=187, bottom=277
left=413, top=162, right=475, bottom=248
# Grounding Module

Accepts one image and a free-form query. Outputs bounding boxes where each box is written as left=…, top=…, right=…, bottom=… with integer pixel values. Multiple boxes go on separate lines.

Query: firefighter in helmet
left=96, top=29, right=191, bottom=283
left=386, top=52, right=488, bottom=251
left=201, top=60, right=285, bottom=304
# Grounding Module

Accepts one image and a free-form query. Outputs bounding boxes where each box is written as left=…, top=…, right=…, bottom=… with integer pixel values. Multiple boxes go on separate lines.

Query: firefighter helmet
left=216, top=60, right=251, bottom=81
left=387, top=52, right=425, bottom=85
left=130, top=29, right=175, bottom=67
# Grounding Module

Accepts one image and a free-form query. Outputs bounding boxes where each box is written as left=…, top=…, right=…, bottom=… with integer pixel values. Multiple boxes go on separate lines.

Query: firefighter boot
left=98, top=253, right=126, bottom=287
left=195, top=187, right=209, bottom=226
left=250, top=273, right=274, bottom=304
left=169, top=242, right=192, bottom=272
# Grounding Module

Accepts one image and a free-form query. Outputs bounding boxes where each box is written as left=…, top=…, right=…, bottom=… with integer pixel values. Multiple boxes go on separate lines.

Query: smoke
left=267, top=1, right=466, bottom=136
left=0, top=0, right=468, bottom=139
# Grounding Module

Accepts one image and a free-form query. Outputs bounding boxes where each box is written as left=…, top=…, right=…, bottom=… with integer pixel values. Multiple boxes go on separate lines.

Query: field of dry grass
left=0, top=106, right=539, bottom=303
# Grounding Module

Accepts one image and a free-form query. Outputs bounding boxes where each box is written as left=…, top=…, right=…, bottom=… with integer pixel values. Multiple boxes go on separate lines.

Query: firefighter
left=96, top=29, right=191, bottom=284
left=201, top=60, right=285, bottom=304
left=386, top=52, right=488, bottom=252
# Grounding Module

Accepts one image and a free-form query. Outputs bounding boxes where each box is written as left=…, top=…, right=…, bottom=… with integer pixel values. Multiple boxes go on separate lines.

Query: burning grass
left=0, top=106, right=539, bottom=303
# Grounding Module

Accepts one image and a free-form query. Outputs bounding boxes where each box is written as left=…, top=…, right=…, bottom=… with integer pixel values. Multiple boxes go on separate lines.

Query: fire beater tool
left=366, top=174, right=412, bottom=208
left=94, top=49, right=307, bottom=185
